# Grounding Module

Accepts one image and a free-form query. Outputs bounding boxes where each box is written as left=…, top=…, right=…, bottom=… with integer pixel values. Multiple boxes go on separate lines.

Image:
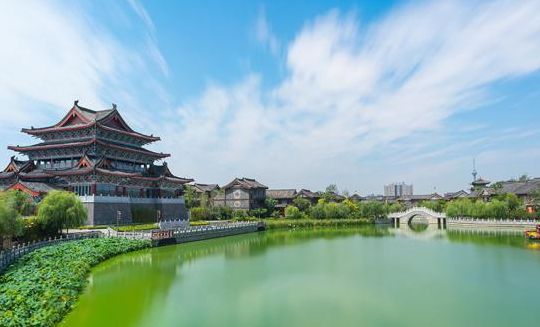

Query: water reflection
left=62, top=225, right=540, bottom=327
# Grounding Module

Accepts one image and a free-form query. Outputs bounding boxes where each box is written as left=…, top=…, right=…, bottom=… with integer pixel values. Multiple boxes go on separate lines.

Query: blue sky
left=1, top=0, right=539, bottom=195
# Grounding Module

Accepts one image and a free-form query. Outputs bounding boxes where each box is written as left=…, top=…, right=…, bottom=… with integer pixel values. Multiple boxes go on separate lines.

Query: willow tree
left=38, top=191, right=87, bottom=235
left=0, top=192, right=23, bottom=249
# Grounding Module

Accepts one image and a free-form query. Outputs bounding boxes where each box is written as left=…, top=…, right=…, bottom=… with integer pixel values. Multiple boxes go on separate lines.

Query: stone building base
left=80, top=195, right=188, bottom=226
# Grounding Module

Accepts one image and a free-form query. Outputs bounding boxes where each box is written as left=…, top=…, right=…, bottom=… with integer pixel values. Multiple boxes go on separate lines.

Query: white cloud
left=0, top=0, right=168, bottom=146
left=255, top=8, right=281, bottom=56
left=172, top=0, right=540, bottom=192
left=1, top=0, right=539, bottom=193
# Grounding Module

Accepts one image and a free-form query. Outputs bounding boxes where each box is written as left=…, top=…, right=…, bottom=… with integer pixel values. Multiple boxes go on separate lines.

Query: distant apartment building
left=384, top=182, right=413, bottom=197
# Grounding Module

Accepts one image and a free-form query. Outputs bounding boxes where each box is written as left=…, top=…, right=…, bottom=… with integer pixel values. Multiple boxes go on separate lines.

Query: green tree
left=310, top=200, right=327, bottom=219
left=531, top=189, right=540, bottom=213
left=386, top=202, right=405, bottom=214
left=0, top=193, right=23, bottom=249
left=264, top=198, right=277, bottom=216
left=37, top=191, right=87, bottom=235
left=358, top=201, right=385, bottom=220
left=324, top=202, right=350, bottom=219
left=292, top=197, right=311, bottom=212
left=183, top=185, right=199, bottom=209
left=502, top=193, right=522, bottom=212
left=1, top=190, right=36, bottom=216
left=322, top=184, right=339, bottom=202
left=419, top=200, right=446, bottom=213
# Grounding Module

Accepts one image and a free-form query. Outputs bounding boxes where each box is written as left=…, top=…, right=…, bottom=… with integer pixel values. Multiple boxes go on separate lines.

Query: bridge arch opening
left=407, top=214, right=429, bottom=232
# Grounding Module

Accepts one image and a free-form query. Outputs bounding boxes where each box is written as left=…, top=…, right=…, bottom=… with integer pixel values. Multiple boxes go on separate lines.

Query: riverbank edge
left=0, top=238, right=151, bottom=327
left=1, top=220, right=373, bottom=326
left=262, top=218, right=374, bottom=230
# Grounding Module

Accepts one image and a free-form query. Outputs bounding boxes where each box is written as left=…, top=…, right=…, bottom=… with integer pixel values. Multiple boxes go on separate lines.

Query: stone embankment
left=447, top=218, right=537, bottom=230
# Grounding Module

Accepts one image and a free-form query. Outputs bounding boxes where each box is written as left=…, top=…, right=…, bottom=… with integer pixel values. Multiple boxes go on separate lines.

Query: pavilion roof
left=8, top=138, right=170, bottom=159
left=21, top=101, right=160, bottom=142
left=297, top=189, right=320, bottom=198
left=267, top=189, right=297, bottom=199
left=223, top=177, right=268, bottom=190
left=192, top=183, right=220, bottom=193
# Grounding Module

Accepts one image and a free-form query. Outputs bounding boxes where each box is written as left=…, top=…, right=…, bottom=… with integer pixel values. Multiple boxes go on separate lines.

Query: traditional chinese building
left=0, top=101, right=192, bottom=225
left=213, top=177, right=267, bottom=210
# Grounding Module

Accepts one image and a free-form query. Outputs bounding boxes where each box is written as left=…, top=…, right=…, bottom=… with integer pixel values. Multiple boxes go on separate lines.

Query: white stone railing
left=447, top=217, right=538, bottom=225
left=0, top=232, right=102, bottom=273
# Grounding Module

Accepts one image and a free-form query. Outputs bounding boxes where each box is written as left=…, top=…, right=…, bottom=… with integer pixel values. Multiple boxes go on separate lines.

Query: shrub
left=232, top=210, right=249, bottom=220
left=210, top=206, right=233, bottom=220
left=285, top=205, right=305, bottom=219
left=310, top=201, right=327, bottom=219
left=190, top=207, right=212, bottom=221
left=324, top=202, right=350, bottom=219
left=249, top=208, right=268, bottom=218
left=293, top=197, right=311, bottom=212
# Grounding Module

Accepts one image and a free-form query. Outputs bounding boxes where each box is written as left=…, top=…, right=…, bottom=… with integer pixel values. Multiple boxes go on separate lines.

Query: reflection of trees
left=446, top=229, right=530, bottom=250
left=166, top=225, right=392, bottom=264
left=63, top=226, right=391, bottom=327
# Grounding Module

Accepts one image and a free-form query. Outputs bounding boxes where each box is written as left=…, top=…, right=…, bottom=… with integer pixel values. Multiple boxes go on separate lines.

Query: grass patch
left=0, top=238, right=150, bottom=327
left=115, top=223, right=157, bottom=232
left=263, top=218, right=372, bottom=230
left=190, top=221, right=210, bottom=226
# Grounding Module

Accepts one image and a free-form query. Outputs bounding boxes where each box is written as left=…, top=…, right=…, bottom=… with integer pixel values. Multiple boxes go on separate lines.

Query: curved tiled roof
left=8, top=138, right=169, bottom=159
left=21, top=102, right=160, bottom=142
left=267, top=189, right=297, bottom=199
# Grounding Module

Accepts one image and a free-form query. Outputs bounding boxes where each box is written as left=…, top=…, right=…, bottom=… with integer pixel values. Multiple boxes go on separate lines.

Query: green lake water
left=61, top=226, right=540, bottom=327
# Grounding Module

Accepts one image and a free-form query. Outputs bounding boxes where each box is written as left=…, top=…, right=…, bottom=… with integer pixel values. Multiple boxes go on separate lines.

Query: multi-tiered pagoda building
left=0, top=101, right=192, bottom=225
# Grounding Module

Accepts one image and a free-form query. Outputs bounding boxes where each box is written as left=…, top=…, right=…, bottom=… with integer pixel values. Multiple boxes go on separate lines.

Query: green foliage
left=284, top=205, right=305, bottom=219
left=293, top=197, right=311, bottom=212
left=0, top=238, right=150, bottom=327
left=19, top=216, right=41, bottom=241
left=190, top=206, right=233, bottom=221
left=212, top=206, right=233, bottom=220
left=264, top=198, right=277, bottom=216
left=445, top=196, right=525, bottom=219
left=249, top=208, right=268, bottom=218
left=0, top=193, right=23, bottom=249
left=190, top=207, right=212, bottom=221
left=183, top=185, right=199, bottom=209
left=37, top=191, right=86, bottom=234
left=386, top=202, right=405, bottom=213
left=324, top=202, right=350, bottom=219
left=1, top=191, right=35, bottom=216
left=309, top=200, right=327, bottom=219
left=419, top=200, right=446, bottom=213
left=357, top=201, right=386, bottom=220
left=232, top=209, right=249, bottom=219
left=264, top=218, right=371, bottom=230
left=531, top=189, right=540, bottom=212
left=321, top=184, right=340, bottom=202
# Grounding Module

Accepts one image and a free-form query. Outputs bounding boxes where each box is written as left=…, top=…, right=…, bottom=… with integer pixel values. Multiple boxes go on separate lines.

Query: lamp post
left=116, top=210, right=122, bottom=229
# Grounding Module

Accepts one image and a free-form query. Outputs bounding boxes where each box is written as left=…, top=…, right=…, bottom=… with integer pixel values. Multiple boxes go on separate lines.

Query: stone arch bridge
left=388, top=207, right=447, bottom=229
